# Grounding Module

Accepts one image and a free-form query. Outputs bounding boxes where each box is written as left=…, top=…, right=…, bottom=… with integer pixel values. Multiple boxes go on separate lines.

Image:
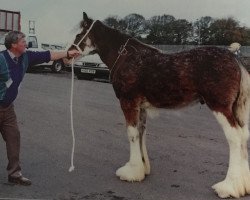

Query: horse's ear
left=83, top=12, right=88, bottom=21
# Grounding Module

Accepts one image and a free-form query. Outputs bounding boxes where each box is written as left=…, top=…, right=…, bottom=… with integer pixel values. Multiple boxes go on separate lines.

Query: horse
left=68, top=12, right=250, bottom=198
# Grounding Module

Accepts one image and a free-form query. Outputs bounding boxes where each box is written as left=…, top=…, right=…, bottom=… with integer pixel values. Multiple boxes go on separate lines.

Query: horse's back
left=138, top=46, right=241, bottom=108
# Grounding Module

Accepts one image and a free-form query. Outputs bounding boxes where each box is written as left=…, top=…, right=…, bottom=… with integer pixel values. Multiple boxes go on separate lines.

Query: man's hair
left=4, top=31, right=26, bottom=49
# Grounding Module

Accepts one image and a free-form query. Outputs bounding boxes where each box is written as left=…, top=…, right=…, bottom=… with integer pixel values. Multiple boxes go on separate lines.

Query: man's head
left=4, top=31, right=27, bottom=56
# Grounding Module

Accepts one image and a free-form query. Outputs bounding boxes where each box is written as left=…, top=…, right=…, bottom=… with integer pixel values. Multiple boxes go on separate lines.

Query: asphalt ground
left=0, top=71, right=249, bottom=200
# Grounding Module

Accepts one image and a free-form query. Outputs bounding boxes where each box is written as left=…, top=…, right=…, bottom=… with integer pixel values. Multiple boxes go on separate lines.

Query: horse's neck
left=98, top=48, right=119, bottom=69
left=94, top=26, right=129, bottom=69
left=96, top=42, right=126, bottom=70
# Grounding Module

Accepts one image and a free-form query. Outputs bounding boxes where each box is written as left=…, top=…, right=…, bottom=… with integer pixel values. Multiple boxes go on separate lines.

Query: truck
left=0, top=9, right=20, bottom=51
left=0, top=9, right=65, bottom=73
left=26, top=37, right=66, bottom=73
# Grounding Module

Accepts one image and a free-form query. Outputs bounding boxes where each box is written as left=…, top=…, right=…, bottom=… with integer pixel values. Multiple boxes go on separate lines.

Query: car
left=70, top=54, right=110, bottom=81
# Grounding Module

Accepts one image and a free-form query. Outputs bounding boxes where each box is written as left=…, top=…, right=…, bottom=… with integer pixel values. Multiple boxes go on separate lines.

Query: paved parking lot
left=0, top=72, right=246, bottom=200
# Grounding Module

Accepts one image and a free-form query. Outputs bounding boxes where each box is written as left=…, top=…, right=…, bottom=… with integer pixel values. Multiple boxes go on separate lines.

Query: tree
left=123, top=13, right=146, bottom=37
left=104, top=14, right=250, bottom=45
left=103, top=15, right=127, bottom=32
left=146, top=14, right=176, bottom=44
left=171, top=19, right=193, bottom=44
left=209, top=17, right=246, bottom=45
left=193, top=16, right=214, bottom=45
left=244, top=28, right=250, bottom=45
left=146, top=15, right=192, bottom=44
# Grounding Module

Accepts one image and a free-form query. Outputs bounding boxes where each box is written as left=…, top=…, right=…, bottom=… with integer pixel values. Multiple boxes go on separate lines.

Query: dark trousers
left=0, top=104, right=21, bottom=177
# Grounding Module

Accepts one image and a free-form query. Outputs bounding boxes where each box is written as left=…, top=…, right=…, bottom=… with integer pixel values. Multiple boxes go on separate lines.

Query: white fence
left=153, top=45, right=250, bottom=57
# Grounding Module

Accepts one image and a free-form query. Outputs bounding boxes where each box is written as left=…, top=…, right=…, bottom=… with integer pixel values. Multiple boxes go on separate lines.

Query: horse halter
left=109, top=38, right=139, bottom=82
left=72, top=20, right=97, bottom=54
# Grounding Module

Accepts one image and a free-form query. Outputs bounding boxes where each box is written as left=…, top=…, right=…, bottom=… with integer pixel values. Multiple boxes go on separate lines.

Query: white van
left=26, top=34, right=66, bottom=73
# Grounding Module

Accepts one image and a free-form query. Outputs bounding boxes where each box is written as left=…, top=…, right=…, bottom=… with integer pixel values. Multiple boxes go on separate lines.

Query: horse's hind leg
left=241, top=124, right=250, bottom=193
left=212, top=110, right=250, bottom=198
left=211, top=70, right=250, bottom=198
left=116, top=99, right=145, bottom=181
left=139, top=108, right=150, bottom=175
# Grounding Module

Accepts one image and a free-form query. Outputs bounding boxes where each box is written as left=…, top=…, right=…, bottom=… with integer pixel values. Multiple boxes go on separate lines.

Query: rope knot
left=118, top=45, right=128, bottom=56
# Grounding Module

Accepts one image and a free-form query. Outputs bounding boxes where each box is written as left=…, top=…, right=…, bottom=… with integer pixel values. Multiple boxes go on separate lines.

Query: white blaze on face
left=82, top=37, right=96, bottom=56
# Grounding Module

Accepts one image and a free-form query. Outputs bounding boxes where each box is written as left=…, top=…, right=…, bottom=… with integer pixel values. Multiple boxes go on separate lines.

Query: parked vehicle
left=67, top=54, right=110, bottom=81
left=26, top=41, right=66, bottom=73
left=0, top=9, right=21, bottom=51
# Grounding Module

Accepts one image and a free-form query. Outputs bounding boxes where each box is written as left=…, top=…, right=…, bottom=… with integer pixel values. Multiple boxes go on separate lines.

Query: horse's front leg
left=116, top=99, right=145, bottom=182
left=139, top=108, right=150, bottom=175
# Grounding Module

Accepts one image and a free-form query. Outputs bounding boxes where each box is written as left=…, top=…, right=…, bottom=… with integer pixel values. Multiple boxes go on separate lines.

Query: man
left=0, top=31, right=79, bottom=186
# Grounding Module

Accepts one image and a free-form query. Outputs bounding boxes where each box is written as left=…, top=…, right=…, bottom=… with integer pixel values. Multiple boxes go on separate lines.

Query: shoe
left=8, top=175, right=32, bottom=186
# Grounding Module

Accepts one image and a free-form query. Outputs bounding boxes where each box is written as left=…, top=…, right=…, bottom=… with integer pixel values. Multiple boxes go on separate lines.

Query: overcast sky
left=1, top=0, right=250, bottom=44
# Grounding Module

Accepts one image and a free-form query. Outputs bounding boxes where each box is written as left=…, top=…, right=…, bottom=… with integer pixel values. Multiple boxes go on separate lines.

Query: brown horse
left=68, top=12, right=250, bottom=198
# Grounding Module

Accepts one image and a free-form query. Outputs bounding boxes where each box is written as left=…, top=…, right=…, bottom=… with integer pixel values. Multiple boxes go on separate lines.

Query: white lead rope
left=69, top=57, right=75, bottom=172
left=68, top=20, right=97, bottom=172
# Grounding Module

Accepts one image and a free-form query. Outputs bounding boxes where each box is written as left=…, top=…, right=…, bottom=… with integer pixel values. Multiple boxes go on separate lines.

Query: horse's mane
left=79, top=18, right=160, bottom=53
left=79, top=18, right=129, bottom=41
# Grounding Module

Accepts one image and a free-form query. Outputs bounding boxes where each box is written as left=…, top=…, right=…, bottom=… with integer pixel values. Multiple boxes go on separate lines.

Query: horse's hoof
left=212, top=176, right=250, bottom=198
left=116, top=162, right=145, bottom=182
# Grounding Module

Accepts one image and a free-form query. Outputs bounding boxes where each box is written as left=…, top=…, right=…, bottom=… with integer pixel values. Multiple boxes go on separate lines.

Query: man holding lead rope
left=0, top=31, right=79, bottom=185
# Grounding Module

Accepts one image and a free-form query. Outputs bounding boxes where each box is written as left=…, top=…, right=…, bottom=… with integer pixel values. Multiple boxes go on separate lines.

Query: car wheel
left=51, top=61, right=63, bottom=73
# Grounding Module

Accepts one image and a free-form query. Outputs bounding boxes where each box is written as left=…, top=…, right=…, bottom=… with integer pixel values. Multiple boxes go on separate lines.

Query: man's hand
left=67, top=49, right=80, bottom=59
left=50, top=50, right=80, bottom=61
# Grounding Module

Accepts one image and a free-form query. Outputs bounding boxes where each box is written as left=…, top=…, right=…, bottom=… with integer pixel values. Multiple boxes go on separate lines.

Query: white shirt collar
left=7, top=50, right=17, bottom=60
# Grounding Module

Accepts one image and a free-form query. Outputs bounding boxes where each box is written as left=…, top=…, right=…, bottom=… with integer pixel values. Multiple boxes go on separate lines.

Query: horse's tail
left=233, top=60, right=250, bottom=127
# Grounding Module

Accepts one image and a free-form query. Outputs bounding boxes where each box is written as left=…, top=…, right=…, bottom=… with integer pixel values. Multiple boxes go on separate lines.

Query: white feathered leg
left=239, top=125, right=250, bottom=194
left=116, top=126, right=145, bottom=181
left=212, top=112, right=250, bottom=198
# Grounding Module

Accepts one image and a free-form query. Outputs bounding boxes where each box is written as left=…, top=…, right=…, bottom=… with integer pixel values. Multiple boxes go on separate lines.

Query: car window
left=41, top=43, right=50, bottom=50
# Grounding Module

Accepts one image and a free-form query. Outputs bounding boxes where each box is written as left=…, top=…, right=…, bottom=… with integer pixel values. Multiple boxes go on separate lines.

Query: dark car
left=71, top=55, right=110, bottom=81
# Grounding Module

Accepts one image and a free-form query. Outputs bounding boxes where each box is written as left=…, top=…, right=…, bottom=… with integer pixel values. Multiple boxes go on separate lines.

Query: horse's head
left=68, top=12, right=97, bottom=57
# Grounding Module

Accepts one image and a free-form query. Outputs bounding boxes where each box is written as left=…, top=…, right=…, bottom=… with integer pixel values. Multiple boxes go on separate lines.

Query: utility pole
left=29, top=20, right=35, bottom=34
